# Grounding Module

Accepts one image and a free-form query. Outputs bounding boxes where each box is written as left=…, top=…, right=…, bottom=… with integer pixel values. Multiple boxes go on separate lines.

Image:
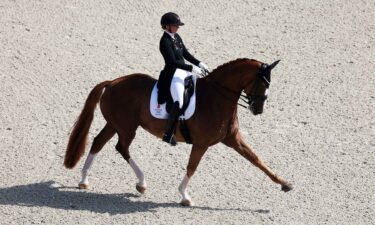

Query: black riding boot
left=162, top=102, right=181, bottom=146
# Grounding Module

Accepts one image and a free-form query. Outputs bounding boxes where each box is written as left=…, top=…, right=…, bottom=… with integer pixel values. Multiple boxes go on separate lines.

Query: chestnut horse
left=64, top=58, right=292, bottom=206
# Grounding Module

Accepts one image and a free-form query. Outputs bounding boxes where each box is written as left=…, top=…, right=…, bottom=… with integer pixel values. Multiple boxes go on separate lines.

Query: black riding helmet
left=161, top=12, right=184, bottom=26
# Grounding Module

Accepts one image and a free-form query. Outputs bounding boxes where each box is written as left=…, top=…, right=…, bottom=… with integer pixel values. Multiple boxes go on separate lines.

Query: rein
left=209, top=80, right=267, bottom=109
left=202, top=69, right=268, bottom=109
left=201, top=69, right=241, bottom=106
left=209, top=80, right=242, bottom=105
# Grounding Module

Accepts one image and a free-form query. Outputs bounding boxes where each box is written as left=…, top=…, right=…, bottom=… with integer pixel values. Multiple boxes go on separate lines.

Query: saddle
left=170, top=76, right=194, bottom=144
left=150, top=75, right=196, bottom=144
left=165, top=75, right=194, bottom=114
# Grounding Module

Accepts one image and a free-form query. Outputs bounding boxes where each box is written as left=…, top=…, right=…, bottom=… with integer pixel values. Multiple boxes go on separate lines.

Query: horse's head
left=243, top=60, right=280, bottom=115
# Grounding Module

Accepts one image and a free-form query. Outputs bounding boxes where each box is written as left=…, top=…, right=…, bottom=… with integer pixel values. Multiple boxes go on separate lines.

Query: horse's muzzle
left=252, top=110, right=263, bottom=115
left=250, top=106, right=263, bottom=115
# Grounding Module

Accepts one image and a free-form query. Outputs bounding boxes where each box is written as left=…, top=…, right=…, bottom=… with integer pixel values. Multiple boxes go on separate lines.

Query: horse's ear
left=268, top=60, right=280, bottom=70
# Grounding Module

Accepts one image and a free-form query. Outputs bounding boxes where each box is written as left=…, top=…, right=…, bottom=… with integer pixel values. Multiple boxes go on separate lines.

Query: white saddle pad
left=150, top=76, right=197, bottom=120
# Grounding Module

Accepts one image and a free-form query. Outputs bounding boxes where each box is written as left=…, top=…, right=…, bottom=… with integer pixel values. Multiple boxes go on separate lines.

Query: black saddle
left=165, top=75, right=195, bottom=115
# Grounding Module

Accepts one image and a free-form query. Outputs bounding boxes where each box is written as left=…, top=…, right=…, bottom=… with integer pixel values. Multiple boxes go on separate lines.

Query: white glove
left=199, top=62, right=209, bottom=70
left=192, top=65, right=204, bottom=76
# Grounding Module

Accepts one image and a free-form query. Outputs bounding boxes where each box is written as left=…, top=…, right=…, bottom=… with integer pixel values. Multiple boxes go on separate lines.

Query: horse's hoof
left=136, top=184, right=146, bottom=194
left=78, top=183, right=89, bottom=190
left=180, top=199, right=193, bottom=207
left=281, top=183, right=293, bottom=192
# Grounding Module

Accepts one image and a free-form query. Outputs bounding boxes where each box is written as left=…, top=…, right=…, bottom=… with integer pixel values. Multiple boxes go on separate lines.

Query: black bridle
left=239, top=92, right=268, bottom=109
left=202, top=63, right=270, bottom=110
left=239, top=63, right=270, bottom=109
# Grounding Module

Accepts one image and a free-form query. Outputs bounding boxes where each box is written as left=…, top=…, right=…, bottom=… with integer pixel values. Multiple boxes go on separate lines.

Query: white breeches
left=170, top=69, right=190, bottom=109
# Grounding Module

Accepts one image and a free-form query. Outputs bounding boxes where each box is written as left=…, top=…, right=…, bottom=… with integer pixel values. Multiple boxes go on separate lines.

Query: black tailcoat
left=157, top=32, right=200, bottom=104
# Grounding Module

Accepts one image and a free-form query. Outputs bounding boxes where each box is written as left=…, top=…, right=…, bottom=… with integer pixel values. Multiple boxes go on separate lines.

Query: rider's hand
left=199, top=62, right=209, bottom=71
left=192, top=65, right=204, bottom=76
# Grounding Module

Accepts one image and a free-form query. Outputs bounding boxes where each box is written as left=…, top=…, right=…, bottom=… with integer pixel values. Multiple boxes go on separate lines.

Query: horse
left=64, top=58, right=293, bottom=206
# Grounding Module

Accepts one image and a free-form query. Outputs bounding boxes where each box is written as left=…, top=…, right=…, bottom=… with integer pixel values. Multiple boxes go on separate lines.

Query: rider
left=158, top=12, right=209, bottom=146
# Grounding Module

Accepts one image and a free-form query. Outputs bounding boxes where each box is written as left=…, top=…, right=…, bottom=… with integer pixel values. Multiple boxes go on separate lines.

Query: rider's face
left=167, top=25, right=179, bottom=33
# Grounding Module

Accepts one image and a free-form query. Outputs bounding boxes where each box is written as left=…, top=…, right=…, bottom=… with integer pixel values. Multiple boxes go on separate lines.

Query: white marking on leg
left=129, top=158, right=146, bottom=188
left=79, top=153, right=96, bottom=185
left=178, top=174, right=191, bottom=202
left=265, top=88, right=269, bottom=96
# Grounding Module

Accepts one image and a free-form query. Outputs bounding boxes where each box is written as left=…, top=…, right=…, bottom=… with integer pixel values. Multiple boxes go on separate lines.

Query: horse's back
left=104, top=73, right=156, bottom=96
left=100, top=74, right=156, bottom=122
left=107, top=73, right=156, bottom=90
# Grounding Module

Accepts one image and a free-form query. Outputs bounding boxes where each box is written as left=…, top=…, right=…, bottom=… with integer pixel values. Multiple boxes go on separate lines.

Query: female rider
left=158, top=12, right=208, bottom=146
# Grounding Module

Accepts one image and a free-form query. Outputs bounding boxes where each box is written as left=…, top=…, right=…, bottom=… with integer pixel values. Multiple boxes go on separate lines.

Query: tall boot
left=162, top=101, right=181, bottom=146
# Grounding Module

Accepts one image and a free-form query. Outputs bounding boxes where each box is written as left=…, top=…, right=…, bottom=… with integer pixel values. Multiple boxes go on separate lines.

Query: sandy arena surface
left=1, top=0, right=374, bottom=224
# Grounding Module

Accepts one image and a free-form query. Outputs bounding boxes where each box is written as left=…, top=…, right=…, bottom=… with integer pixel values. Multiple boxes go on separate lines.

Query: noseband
left=239, top=63, right=270, bottom=109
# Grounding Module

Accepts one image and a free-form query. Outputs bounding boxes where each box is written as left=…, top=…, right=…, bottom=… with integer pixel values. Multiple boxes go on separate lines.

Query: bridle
left=239, top=88, right=268, bottom=109
left=203, top=63, right=270, bottom=110
left=239, top=63, right=270, bottom=109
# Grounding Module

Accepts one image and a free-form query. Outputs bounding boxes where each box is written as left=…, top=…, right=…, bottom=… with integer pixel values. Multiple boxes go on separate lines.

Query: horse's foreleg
left=222, top=132, right=293, bottom=192
left=79, top=124, right=115, bottom=189
left=179, top=145, right=208, bottom=206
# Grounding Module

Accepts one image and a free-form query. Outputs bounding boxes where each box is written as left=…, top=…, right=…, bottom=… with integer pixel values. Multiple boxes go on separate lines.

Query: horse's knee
left=240, top=144, right=260, bottom=162
left=248, top=152, right=260, bottom=163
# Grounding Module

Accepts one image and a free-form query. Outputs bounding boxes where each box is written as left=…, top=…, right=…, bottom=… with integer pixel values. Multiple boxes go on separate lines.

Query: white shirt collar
left=164, top=30, right=176, bottom=39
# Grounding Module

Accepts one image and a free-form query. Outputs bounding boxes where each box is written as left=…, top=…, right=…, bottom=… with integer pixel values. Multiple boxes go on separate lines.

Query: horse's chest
left=210, top=119, right=232, bottom=139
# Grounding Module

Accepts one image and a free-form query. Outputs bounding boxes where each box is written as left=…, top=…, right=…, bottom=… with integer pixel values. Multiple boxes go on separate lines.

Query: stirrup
left=162, top=134, right=177, bottom=146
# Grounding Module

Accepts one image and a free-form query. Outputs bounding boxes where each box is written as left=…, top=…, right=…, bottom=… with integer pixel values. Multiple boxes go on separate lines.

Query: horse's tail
left=64, top=80, right=111, bottom=169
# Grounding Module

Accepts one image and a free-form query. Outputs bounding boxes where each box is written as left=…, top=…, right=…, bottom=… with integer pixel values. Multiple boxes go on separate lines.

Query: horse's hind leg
left=116, top=128, right=147, bottom=194
left=222, top=132, right=293, bottom=192
left=79, top=124, right=115, bottom=189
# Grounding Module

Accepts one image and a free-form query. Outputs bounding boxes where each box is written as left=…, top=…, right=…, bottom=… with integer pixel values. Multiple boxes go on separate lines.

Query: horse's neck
left=206, top=62, right=249, bottom=93
left=207, top=59, right=261, bottom=91
left=200, top=60, right=258, bottom=113
left=197, top=79, right=238, bottom=114
left=198, top=64, right=246, bottom=113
